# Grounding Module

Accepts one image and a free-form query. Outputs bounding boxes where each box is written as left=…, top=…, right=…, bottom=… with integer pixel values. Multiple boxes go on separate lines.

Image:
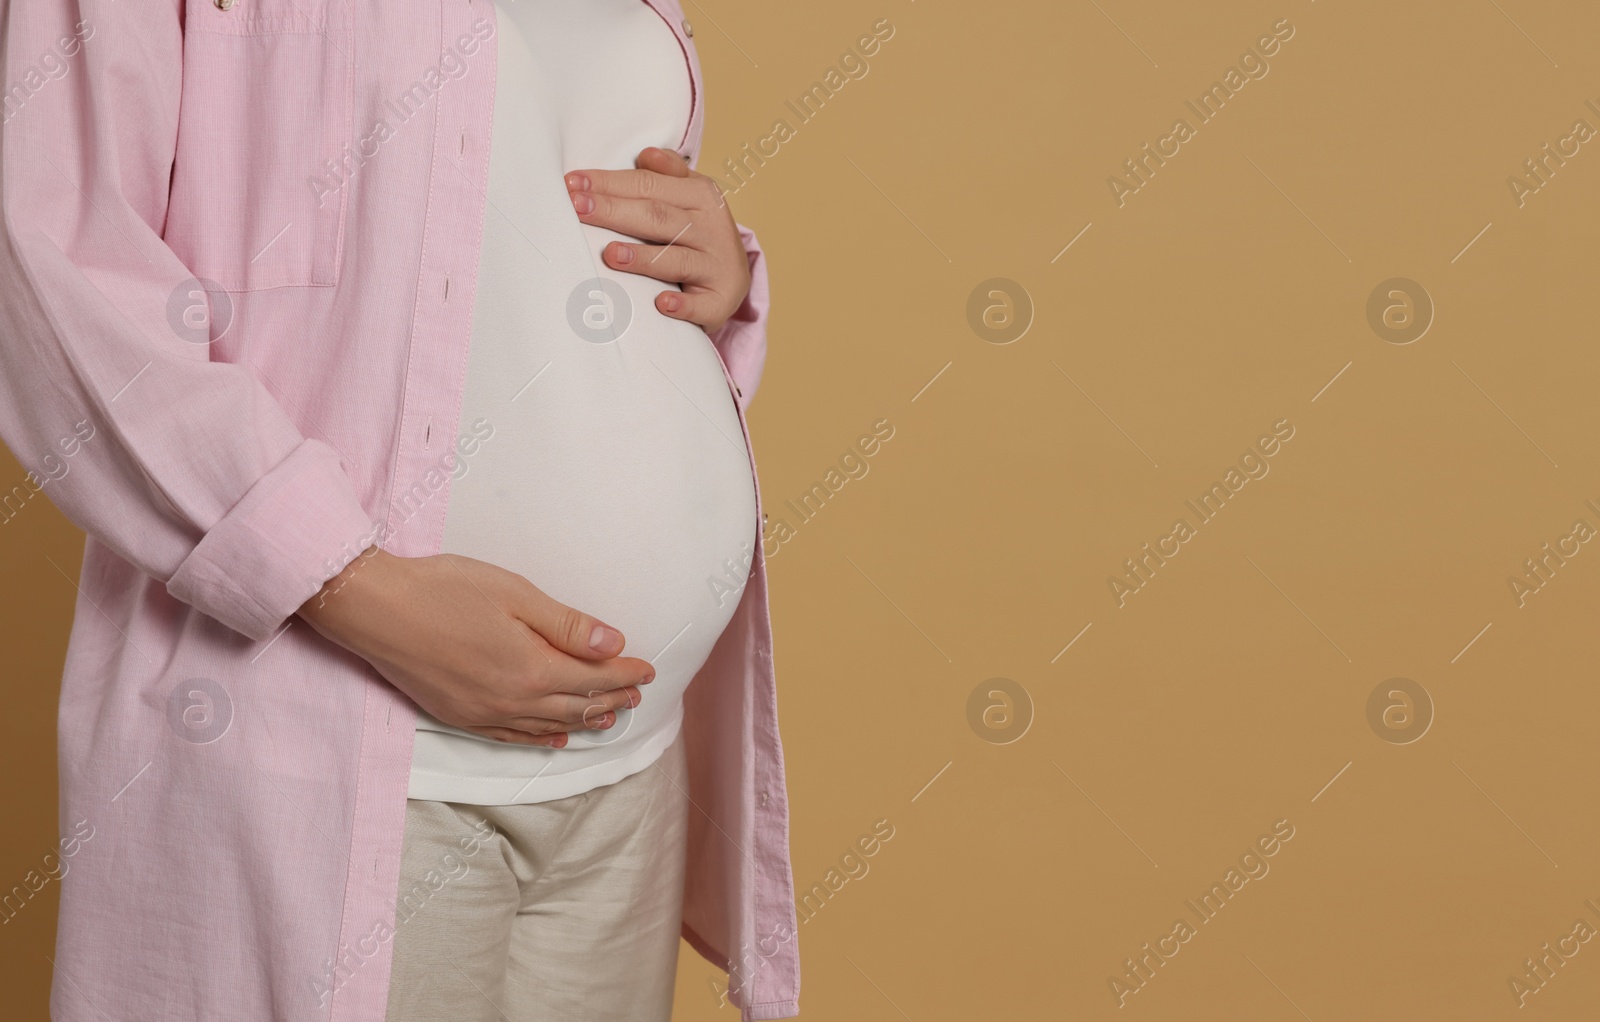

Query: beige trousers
left=384, top=728, right=690, bottom=1022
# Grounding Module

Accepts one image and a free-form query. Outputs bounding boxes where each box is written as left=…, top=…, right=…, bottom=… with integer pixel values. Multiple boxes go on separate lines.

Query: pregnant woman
left=0, top=0, right=799, bottom=1020
left=383, top=1, right=758, bottom=1017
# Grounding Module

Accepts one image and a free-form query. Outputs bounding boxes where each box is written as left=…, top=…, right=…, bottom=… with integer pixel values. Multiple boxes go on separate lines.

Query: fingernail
left=589, top=624, right=619, bottom=650
left=565, top=172, right=590, bottom=190
left=612, top=243, right=634, bottom=265
left=571, top=192, right=594, bottom=214
left=660, top=293, right=680, bottom=312
left=641, top=671, right=656, bottom=685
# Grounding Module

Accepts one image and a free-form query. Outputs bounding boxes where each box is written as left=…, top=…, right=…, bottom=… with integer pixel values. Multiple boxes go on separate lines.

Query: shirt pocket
left=165, top=0, right=354, bottom=291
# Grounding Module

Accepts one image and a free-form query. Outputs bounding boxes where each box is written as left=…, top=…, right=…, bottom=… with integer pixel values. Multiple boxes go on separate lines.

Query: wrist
left=296, top=545, right=390, bottom=642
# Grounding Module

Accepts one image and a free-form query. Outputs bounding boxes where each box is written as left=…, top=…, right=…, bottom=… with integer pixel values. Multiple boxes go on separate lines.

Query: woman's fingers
left=566, top=154, right=725, bottom=246
left=602, top=239, right=701, bottom=284
left=462, top=723, right=570, bottom=747
left=462, top=685, right=638, bottom=747
left=634, top=145, right=695, bottom=179
left=601, top=243, right=739, bottom=327
left=652, top=286, right=726, bottom=325
left=530, top=685, right=642, bottom=725
left=538, top=646, right=655, bottom=697
left=459, top=683, right=637, bottom=746
left=565, top=151, right=715, bottom=207
left=506, top=569, right=629, bottom=661
left=572, top=189, right=698, bottom=248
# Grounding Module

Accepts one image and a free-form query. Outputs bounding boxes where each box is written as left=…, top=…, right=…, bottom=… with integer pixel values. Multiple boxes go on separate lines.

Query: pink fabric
left=0, top=0, right=798, bottom=1019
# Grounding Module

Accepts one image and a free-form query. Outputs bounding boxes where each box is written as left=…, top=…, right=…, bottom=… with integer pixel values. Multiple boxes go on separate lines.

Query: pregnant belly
left=431, top=229, right=757, bottom=748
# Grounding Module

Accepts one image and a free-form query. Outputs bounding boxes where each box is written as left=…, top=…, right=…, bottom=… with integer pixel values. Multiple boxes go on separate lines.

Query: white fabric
left=408, top=0, right=757, bottom=805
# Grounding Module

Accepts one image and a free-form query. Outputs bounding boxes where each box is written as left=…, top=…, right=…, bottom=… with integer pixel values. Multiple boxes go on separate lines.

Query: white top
left=407, top=0, right=757, bottom=805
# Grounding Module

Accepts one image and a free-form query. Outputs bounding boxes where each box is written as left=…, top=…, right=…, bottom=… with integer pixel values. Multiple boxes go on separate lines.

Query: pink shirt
left=0, top=1, right=798, bottom=1020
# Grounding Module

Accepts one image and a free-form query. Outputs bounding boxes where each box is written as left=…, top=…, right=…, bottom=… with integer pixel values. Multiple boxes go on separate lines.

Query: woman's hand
left=564, top=147, right=751, bottom=334
left=296, top=548, right=652, bottom=747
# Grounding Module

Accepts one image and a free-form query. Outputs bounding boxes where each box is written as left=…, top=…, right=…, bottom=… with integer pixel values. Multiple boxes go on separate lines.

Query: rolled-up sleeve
left=0, top=1, right=376, bottom=642
left=707, top=220, right=770, bottom=409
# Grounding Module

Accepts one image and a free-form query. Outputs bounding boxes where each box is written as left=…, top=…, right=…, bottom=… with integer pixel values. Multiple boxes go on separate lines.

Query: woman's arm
left=0, top=2, right=649, bottom=744
left=0, top=0, right=375, bottom=642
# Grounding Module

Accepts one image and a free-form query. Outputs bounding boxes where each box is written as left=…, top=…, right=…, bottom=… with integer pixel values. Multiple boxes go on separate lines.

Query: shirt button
left=681, top=18, right=694, bottom=37
left=215, top=0, right=235, bottom=8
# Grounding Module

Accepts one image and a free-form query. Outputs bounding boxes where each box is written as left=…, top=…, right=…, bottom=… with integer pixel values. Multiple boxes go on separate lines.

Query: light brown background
left=7, top=0, right=1600, bottom=1018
